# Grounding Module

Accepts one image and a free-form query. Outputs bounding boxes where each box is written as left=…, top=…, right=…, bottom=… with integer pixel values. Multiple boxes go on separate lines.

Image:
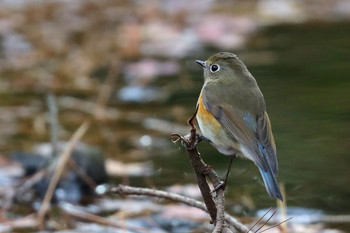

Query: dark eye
left=210, top=64, right=220, bottom=72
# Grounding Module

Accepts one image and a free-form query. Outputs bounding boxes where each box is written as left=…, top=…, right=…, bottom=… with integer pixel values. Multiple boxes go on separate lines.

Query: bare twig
left=110, top=184, right=251, bottom=233
left=37, top=121, right=90, bottom=227
left=183, top=135, right=218, bottom=224
left=0, top=213, right=38, bottom=231
left=47, top=93, right=98, bottom=191
left=258, top=217, right=293, bottom=233
left=16, top=169, right=48, bottom=199
left=169, top=118, right=259, bottom=233
left=171, top=126, right=237, bottom=233
left=111, top=184, right=208, bottom=211
left=254, top=209, right=277, bottom=233
left=247, top=207, right=273, bottom=233
left=213, top=188, right=226, bottom=233
left=67, top=158, right=97, bottom=190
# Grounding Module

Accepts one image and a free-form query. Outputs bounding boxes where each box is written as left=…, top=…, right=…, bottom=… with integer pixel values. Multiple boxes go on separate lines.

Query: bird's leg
left=223, top=155, right=235, bottom=186
left=179, top=133, right=211, bottom=150
left=211, top=155, right=236, bottom=193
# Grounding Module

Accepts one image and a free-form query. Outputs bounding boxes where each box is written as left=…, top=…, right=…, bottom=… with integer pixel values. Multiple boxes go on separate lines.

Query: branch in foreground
left=182, top=137, right=229, bottom=233
left=37, top=121, right=90, bottom=227
left=171, top=125, right=240, bottom=233
left=110, top=184, right=252, bottom=233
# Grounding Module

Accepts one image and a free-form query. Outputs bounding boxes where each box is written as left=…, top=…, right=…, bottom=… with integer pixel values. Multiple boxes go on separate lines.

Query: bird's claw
left=170, top=133, right=182, bottom=143
left=170, top=133, right=210, bottom=150
left=210, top=181, right=226, bottom=194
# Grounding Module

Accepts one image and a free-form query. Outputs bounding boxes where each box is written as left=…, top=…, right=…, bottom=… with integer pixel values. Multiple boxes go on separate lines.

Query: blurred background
left=0, top=0, right=350, bottom=232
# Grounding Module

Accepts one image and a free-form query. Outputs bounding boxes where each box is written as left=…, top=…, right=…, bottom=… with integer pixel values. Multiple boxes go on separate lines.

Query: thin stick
left=67, top=158, right=97, bottom=190
left=179, top=125, right=219, bottom=224
left=16, top=169, right=48, bottom=198
left=213, top=188, right=226, bottom=233
left=247, top=207, right=273, bottom=233
left=258, top=217, right=293, bottom=233
left=254, top=210, right=277, bottom=233
left=37, top=121, right=90, bottom=227
left=170, top=125, right=253, bottom=233
left=186, top=143, right=218, bottom=223
left=111, top=185, right=208, bottom=211
left=110, top=184, right=252, bottom=233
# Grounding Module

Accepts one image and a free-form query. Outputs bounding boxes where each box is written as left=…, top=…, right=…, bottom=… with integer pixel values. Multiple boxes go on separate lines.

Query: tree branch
left=37, top=121, right=90, bottom=227
left=169, top=123, right=255, bottom=233
left=184, top=140, right=218, bottom=224
left=110, top=184, right=252, bottom=233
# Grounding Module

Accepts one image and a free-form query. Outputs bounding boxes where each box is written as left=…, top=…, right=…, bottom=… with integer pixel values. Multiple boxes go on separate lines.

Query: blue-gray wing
left=201, top=86, right=278, bottom=175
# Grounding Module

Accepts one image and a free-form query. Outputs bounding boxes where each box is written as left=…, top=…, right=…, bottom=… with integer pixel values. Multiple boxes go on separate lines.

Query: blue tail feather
left=258, top=165, right=283, bottom=201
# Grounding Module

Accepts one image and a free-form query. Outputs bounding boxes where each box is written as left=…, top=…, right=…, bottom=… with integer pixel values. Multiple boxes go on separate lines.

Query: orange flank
left=197, top=93, right=222, bottom=134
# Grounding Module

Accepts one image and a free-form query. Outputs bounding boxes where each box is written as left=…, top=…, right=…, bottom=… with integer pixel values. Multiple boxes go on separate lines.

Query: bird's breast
left=196, top=93, right=240, bottom=155
left=197, top=93, right=222, bottom=135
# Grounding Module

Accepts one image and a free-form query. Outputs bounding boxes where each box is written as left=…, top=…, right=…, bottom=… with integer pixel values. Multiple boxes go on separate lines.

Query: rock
left=11, top=152, right=48, bottom=176
left=11, top=142, right=107, bottom=204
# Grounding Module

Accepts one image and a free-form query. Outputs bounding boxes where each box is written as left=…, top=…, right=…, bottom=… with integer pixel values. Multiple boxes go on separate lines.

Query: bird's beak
left=196, top=60, right=206, bottom=68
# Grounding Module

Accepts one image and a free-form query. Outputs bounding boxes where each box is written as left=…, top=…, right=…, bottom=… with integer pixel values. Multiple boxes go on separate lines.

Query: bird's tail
left=258, top=165, right=283, bottom=201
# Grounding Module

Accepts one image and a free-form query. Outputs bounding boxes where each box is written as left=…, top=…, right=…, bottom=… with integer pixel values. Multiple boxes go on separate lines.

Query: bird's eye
left=210, top=64, right=220, bottom=73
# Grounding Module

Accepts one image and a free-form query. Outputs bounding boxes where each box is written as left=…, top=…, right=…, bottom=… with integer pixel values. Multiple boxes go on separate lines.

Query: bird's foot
left=210, top=181, right=226, bottom=193
left=185, top=133, right=211, bottom=149
left=210, top=155, right=235, bottom=194
left=170, top=133, right=210, bottom=150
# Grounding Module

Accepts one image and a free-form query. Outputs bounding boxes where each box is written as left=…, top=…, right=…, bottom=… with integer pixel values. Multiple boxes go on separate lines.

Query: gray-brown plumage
left=196, top=52, right=282, bottom=201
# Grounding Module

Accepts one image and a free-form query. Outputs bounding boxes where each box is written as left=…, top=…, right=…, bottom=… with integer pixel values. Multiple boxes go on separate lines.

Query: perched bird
left=194, top=52, right=283, bottom=201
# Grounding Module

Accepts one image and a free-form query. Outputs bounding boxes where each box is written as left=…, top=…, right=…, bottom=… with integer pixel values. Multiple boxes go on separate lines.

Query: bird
left=193, top=52, right=283, bottom=201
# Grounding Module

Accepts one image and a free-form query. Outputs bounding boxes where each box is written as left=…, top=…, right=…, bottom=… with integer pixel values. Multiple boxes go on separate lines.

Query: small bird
left=193, top=52, right=283, bottom=201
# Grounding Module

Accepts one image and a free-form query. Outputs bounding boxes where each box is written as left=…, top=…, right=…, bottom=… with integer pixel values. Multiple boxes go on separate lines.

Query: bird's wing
left=201, top=84, right=278, bottom=174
